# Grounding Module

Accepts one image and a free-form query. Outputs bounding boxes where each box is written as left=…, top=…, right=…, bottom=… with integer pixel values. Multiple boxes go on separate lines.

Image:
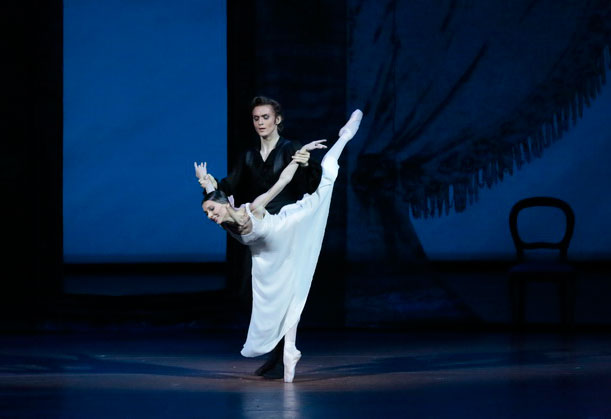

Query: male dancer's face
left=252, top=105, right=281, bottom=138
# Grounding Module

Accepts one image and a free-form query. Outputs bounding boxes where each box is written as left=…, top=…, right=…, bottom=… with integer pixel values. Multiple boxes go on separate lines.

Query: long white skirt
left=239, top=156, right=339, bottom=357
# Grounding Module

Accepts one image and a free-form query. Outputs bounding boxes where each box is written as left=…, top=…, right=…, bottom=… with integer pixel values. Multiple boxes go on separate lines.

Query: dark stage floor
left=1, top=330, right=610, bottom=418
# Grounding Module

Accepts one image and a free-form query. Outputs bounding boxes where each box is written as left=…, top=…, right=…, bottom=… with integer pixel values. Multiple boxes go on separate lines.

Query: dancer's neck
left=259, top=131, right=281, bottom=161
left=225, top=205, right=247, bottom=226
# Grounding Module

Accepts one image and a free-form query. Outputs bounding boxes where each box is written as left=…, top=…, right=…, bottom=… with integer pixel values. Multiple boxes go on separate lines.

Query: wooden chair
left=508, top=197, right=576, bottom=327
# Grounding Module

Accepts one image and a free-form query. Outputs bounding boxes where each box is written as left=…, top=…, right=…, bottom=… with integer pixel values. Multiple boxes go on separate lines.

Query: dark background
left=3, top=0, right=611, bottom=332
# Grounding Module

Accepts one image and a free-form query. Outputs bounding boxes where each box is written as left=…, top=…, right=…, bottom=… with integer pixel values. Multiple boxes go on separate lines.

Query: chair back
left=509, top=197, right=575, bottom=261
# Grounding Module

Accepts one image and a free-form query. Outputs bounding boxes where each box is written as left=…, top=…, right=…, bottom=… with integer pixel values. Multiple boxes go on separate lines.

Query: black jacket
left=218, top=137, right=322, bottom=215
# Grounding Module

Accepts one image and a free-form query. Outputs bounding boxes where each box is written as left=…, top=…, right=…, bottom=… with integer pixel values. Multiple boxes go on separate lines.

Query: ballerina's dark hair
left=250, top=96, right=284, bottom=132
left=202, top=189, right=229, bottom=206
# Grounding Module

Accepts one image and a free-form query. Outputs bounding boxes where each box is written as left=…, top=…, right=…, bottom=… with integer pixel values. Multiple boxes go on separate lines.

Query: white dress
left=229, top=156, right=339, bottom=357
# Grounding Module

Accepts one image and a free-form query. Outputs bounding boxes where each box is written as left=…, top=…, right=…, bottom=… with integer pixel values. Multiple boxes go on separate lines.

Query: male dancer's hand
left=194, top=162, right=217, bottom=192
left=292, top=150, right=311, bottom=167
left=206, top=174, right=219, bottom=189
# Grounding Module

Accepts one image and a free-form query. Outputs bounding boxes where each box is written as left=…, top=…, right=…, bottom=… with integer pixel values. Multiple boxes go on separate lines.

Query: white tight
left=284, top=321, right=299, bottom=351
left=283, top=110, right=362, bottom=351
left=322, top=109, right=363, bottom=165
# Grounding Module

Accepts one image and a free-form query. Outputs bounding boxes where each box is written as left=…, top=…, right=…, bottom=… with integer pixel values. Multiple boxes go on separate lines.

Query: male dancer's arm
left=286, top=141, right=322, bottom=194
left=200, top=151, right=250, bottom=203
left=216, top=152, right=247, bottom=198
left=250, top=140, right=326, bottom=217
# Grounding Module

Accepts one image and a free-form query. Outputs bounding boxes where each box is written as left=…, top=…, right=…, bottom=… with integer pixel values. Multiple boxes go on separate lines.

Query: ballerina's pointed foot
left=338, top=109, right=363, bottom=140
left=283, top=348, right=302, bottom=383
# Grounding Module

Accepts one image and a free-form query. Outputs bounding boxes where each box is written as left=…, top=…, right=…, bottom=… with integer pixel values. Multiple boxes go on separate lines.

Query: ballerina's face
left=202, top=200, right=227, bottom=224
left=252, top=105, right=281, bottom=138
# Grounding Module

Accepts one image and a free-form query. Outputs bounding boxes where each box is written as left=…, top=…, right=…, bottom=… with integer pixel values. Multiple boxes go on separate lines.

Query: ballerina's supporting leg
left=282, top=110, right=362, bottom=384
left=322, top=109, right=363, bottom=165
left=283, top=322, right=301, bottom=383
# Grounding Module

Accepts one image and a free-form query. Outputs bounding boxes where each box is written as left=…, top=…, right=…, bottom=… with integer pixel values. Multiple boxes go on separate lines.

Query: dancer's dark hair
left=250, top=96, right=284, bottom=132
left=202, top=189, right=229, bottom=206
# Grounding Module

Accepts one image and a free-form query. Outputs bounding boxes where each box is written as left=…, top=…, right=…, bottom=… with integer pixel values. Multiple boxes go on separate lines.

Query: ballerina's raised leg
left=282, top=109, right=362, bottom=383
left=323, top=109, right=363, bottom=165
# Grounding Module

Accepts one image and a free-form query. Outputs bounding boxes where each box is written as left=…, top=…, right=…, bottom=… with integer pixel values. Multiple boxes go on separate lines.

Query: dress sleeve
left=287, top=140, right=322, bottom=194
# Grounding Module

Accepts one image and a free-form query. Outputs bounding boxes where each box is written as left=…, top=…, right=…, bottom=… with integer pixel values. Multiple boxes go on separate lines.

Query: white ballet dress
left=229, top=156, right=339, bottom=357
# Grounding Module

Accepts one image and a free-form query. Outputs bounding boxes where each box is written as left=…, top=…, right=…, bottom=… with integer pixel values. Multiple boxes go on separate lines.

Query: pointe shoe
left=338, top=109, right=363, bottom=140
left=283, top=348, right=302, bottom=383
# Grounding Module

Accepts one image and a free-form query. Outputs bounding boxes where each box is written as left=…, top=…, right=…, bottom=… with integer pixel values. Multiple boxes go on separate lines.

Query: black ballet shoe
left=254, top=338, right=284, bottom=376
left=254, top=355, right=280, bottom=376
left=262, top=361, right=284, bottom=380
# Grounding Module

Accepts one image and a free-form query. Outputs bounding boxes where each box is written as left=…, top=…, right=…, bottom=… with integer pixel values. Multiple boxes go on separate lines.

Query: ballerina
left=195, top=109, right=362, bottom=382
left=209, top=96, right=322, bottom=379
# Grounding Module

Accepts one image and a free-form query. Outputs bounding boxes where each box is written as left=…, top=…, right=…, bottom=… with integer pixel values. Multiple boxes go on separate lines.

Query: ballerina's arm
left=249, top=140, right=326, bottom=217
left=194, top=162, right=217, bottom=194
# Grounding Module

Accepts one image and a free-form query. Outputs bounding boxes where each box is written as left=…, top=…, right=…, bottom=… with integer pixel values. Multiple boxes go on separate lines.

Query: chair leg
left=559, top=276, right=576, bottom=328
left=509, top=276, right=526, bottom=326
left=567, top=276, right=576, bottom=325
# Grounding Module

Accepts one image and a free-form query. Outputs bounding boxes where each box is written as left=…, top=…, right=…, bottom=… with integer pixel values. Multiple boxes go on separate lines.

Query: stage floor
left=1, top=330, right=610, bottom=418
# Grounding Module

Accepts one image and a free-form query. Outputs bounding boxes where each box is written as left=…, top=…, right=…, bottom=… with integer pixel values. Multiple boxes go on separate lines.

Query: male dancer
left=205, top=96, right=322, bottom=378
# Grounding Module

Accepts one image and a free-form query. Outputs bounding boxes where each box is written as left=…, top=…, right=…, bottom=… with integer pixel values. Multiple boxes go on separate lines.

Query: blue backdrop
left=63, top=0, right=227, bottom=263
left=64, top=0, right=610, bottom=265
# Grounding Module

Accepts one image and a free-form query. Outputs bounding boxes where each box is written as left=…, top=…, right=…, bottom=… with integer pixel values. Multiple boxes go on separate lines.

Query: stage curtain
left=346, top=0, right=611, bottom=262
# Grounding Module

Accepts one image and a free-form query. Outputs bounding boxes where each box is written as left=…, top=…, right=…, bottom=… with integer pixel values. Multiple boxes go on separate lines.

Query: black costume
left=219, top=137, right=322, bottom=214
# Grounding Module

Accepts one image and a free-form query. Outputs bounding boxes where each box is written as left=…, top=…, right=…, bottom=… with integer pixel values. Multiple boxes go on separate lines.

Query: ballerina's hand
left=302, top=139, right=327, bottom=152
left=194, top=161, right=208, bottom=180
left=194, top=162, right=218, bottom=191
